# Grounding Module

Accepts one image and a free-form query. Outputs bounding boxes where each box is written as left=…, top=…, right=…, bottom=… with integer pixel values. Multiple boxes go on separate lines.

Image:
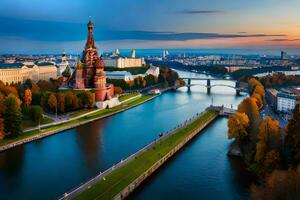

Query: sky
left=0, top=0, right=300, bottom=54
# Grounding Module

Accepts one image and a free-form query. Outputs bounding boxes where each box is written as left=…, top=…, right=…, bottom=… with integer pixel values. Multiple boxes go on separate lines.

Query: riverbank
left=0, top=94, right=157, bottom=152
left=66, top=109, right=218, bottom=200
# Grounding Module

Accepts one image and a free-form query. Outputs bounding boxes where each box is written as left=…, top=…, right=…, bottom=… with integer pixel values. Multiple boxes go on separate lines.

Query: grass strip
left=74, top=111, right=216, bottom=200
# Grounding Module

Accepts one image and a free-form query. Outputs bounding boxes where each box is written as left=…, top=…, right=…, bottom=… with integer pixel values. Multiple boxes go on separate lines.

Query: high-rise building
left=281, top=51, right=288, bottom=60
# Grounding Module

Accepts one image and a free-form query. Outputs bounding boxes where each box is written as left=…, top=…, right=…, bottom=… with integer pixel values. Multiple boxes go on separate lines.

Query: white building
left=106, top=71, right=134, bottom=81
left=277, top=92, right=297, bottom=113
left=0, top=62, right=57, bottom=84
left=102, top=49, right=145, bottom=68
left=57, top=51, right=69, bottom=75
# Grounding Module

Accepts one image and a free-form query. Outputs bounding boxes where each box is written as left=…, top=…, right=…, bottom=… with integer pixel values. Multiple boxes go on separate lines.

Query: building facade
left=102, top=49, right=145, bottom=68
left=0, top=62, right=57, bottom=84
left=277, top=92, right=297, bottom=113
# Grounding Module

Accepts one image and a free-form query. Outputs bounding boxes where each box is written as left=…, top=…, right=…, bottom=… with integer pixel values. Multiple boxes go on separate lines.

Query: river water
left=0, top=70, right=252, bottom=200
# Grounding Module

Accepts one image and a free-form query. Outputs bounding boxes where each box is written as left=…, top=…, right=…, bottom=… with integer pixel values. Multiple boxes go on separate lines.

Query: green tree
left=3, top=94, right=22, bottom=137
left=29, top=105, right=43, bottom=124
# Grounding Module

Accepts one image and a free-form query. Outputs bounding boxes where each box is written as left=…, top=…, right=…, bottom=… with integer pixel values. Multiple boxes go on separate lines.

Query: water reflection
left=75, top=119, right=105, bottom=171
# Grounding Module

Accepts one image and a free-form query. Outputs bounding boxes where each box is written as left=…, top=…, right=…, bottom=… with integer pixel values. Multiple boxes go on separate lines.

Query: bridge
left=179, top=77, right=248, bottom=96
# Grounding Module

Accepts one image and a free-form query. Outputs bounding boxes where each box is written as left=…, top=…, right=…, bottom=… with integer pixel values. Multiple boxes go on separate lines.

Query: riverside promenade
left=60, top=106, right=220, bottom=200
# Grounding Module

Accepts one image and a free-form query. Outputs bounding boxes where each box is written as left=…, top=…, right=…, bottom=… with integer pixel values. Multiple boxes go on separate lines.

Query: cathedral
left=70, top=20, right=114, bottom=102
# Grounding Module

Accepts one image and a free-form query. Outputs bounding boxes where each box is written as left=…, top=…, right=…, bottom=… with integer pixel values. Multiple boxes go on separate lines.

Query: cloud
left=266, top=38, right=300, bottom=42
left=0, top=16, right=287, bottom=42
left=110, top=31, right=286, bottom=41
left=175, top=10, right=223, bottom=14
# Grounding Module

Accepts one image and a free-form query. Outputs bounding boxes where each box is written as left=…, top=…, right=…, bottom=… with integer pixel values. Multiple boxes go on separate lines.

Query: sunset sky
left=0, top=0, right=300, bottom=54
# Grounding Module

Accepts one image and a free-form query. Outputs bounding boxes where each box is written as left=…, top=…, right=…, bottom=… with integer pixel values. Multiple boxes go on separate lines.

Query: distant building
left=281, top=51, right=288, bottom=60
left=277, top=92, right=297, bottom=113
left=0, top=62, right=57, bottom=84
left=57, top=51, right=69, bottom=75
left=106, top=71, right=134, bottom=81
left=225, top=66, right=257, bottom=73
left=102, top=49, right=145, bottom=68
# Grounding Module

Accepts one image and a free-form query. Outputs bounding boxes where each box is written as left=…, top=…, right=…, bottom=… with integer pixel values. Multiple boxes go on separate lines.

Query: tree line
left=107, top=67, right=184, bottom=91
left=228, top=77, right=300, bottom=199
left=0, top=78, right=97, bottom=139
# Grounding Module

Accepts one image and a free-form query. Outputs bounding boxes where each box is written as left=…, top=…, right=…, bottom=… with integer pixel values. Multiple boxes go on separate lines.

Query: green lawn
left=21, top=116, right=54, bottom=129
left=0, top=95, right=156, bottom=148
left=74, top=110, right=217, bottom=200
left=119, top=92, right=140, bottom=102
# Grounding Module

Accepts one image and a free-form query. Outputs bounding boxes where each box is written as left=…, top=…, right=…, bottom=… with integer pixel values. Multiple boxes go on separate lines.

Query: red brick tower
left=82, top=19, right=99, bottom=87
left=94, top=59, right=108, bottom=101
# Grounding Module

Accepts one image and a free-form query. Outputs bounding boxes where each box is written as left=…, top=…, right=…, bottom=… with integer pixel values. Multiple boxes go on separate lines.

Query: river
left=0, top=70, right=252, bottom=200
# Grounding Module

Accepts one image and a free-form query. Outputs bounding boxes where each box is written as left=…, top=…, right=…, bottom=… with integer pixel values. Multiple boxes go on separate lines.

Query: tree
left=56, top=93, right=65, bottom=113
left=29, top=105, right=43, bottom=124
left=0, top=118, right=4, bottom=139
left=31, top=83, right=40, bottom=93
left=0, top=92, right=5, bottom=115
left=228, top=112, right=250, bottom=141
left=3, top=94, right=22, bottom=137
left=252, top=93, right=263, bottom=109
left=144, top=74, right=158, bottom=86
left=255, top=117, right=280, bottom=163
left=24, top=89, right=32, bottom=107
left=80, top=91, right=94, bottom=108
left=285, top=104, right=300, bottom=165
left=251, top=165, right=300, bottom=200
left=114, top=86, right=123, bottom=95
left=48, top=93, right=57, bottom=113
left=64, top=91, right=74, bottom=111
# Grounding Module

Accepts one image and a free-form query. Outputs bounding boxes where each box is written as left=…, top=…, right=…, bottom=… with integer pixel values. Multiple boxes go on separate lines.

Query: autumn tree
left=24, top=89, right=32, bottom=107
left=285, top=104, right=300, bottom=166
left=48, top=93, right=57, bottom=113
left=56, top=93, right=65, bottom=113
left=0, top=118, right=4, bottom=139
left=3, top=94, right=22, bottom=137
left=79, top=91, right=94, bottom=108
left=238, top=97, right=262, bottom=141
left=114, top=87, right=123, bottom=95
left=228, top=112, right=250, bottom=141
left=251, top=165, right=300, bottom=200
left=255, top=117, right=281, bottom=163
left=64, top=91, right=74, bottom=111
left=0, top=92, right=5, bottom=115
left=31, top=83, right=40, bottom=94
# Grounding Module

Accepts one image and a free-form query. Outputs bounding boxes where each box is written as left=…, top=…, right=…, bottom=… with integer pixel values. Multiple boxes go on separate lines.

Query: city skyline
left=0, top=0, right=300, bottom=53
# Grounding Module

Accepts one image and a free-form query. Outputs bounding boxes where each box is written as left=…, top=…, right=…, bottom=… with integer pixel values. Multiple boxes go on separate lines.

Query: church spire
left=85, top=17, right=96, bottom=49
